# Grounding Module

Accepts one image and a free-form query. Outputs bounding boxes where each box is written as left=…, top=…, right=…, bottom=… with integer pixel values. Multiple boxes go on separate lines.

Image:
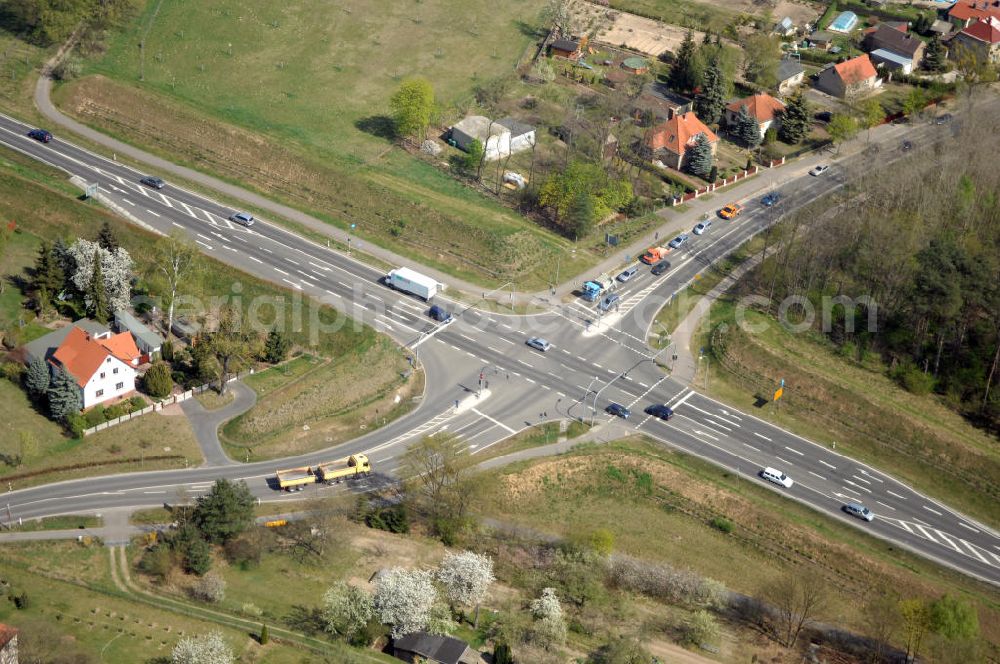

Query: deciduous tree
left=436, top=551, right=495, bottom=627
left=67, top=239, right=133, bottom=316
left=323, top=582, right=374, bottom=641
left=530, top=587, right=567, bottom=649
left=390, top=78, right=435, bottom=140
left=742, top=33, right=780, bottom=89
left=400, top=433, right=476, bottom=543
left=153, top=230, right=201, bottom=338
left=763, top=572, right=827, bottom=648
left=172, top=630, right=234, bottom=664
left=859, top=98, right=884, bottom=143
left=372, top=568, right=438, bottom=638
left=827, top=113, right=858, bottom=153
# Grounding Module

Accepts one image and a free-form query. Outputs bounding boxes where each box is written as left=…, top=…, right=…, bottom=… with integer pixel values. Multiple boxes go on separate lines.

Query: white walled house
left=450, top=115, right=536, bottom=161
left=49, top=326, right=139, bottom=409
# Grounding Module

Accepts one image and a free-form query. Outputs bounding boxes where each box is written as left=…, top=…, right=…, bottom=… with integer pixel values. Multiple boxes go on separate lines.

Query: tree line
left=0, top=0, right=137, bottom=46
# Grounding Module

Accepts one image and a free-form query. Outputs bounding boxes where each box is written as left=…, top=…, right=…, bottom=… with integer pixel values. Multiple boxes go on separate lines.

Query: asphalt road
left=1, top=105, right=998, bottom=586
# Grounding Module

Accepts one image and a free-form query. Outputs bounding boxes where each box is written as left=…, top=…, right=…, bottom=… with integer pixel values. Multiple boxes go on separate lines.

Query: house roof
left=961, top=16, right=1000, bottom=43
left=394, top=632, right=473, bottom=664
left=870, top=48, right=913, bottom=68
left=777, top=58, right=805, bottom=81
left=0, top=623, right=17, bottom=648
left=115, top=310, right=163, bottom=350
left=640, top=82, right=693, bottom=108
left=23, top=319, right=109, bottom=365
left=866, top=23, right=924, bottom=57
left=931, top=19, right=954, bottom=34
left=452, top=115, right=508, bottom=141
left=52, top=326, right=113, bottom=387
left=550, top=38, right=580, bottom=52
left=832, top=54, right=878, bottom=84
left=809, top=30, right=834, bottom=42
left=949, top=1, right=1000, bottom=23
left=98, top=331, right=141, bottom=364
left=777, top=17, right=793, bottom=30
left=645, top=112, right=718, bottom=154
left=496, top=116, right=535, bottom=138
left=725, top=92, right=786, bottom=122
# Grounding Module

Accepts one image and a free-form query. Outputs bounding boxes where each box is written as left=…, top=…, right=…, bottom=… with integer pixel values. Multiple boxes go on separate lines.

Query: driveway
left=179, top=381, right=257, bottom=466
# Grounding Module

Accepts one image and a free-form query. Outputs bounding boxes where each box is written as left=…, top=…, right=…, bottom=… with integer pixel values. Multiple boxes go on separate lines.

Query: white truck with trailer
left=385, top=267, right=444, bottom=301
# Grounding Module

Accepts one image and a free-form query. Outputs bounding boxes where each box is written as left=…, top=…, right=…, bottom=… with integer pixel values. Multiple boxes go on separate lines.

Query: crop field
left=52, top=0, right=592, bottom=288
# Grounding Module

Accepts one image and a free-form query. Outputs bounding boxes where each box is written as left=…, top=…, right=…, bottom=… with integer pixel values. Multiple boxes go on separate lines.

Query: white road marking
left=958, top=522, right=980, bottom=534
left=753, top=432, right=771, bottom=441
left=471, top=408, right=516, bottom=434
left=159, top=194, right=172, bottom=207
left=784, top=446, right=804, bottom=456
left=886, top=490, right=906, bottom=500
left=518, top=359, right=534, bottom=368
left=961, top=540, right=990, bottom=564
left=875, top=500, right=896, bottom=511
left=122, top=198, right=135, bottom=206
left=172, top=222, right=183, bottom=229
left=284, top=257, right=300, bottom=265
left=324, top=290, right=341, bottom=299
left=934, top=530, right=963, bottom=553
left=195, top=240, right=212, bottom=250
left=281, top=279, right=302, bottom=290
left=145, top=209, right=160, bottom=217
left=852, top=475, right=872, bottom=485
left=273, top=267, right=289, bottom=276
left=743, top=443, right=760, bottom=452
left=690, top=429, right=719, bottom=441
left=914, top=524, right=939, bottom=543
left=260, top=246, right=272, bottom=253
left=923, top=505, right=943, bottom=516
left=844, top=479, right=871, bottom=494
left=818, top=460, right=837, bottom=470
left=525, top=377, right=536, bottom=384
left=487, top=346, right=502, bottom=354
left=774, top=456, right=791, bottom=465
left=808, top=471, right=826, bottom=481
left=669, top=390, right=695, bottom=409
left=460, top=334, right=476, bottom=342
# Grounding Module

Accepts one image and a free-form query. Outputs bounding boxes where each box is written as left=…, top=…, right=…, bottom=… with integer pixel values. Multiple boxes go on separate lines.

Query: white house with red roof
left=724, top=92, right=787, bottom=138
left=946, top=0, right=1000, bottom=29
left=951, top=17, right=1000, bottom=62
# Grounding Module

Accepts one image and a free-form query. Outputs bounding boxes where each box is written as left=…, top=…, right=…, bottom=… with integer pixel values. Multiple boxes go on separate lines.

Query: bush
left=1, top=362, right=24, bottom=383
left=364, top=504, right=410, bottom=534
left=12, top=591, right=30, bottom=610
left=683, top=609, right=720, bottom=646
left=224, top=534, right=262, bottom=569
left=129, top=395, right=147, bottom=410
left=608, top=554, right=727, bottom=610
left=143, top=361, right=174, bottom=398
left=104, top=403, right=129, bottom=420
left=138, top=545, right=173, bottom=581
left=85, top=405, right=107, bottom=427
left=65, top=412, right=87, bottom=437
left=192, top=572, right=226, bottom=603
left=241, top=602, right=263, bottom=618
left=182, top=537, right=213, bottom=576
left=894, top=364, right=935, bottom=395
left=161, top=339, right=174, bottom=361
left=709, top=517, right=734, bottom=534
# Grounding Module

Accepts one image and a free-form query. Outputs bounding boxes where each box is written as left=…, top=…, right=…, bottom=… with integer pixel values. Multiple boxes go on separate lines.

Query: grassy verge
left=193, top=389, right=235, bottom=411
left=221, top=343, right=423, bottom=461
left=471, top=438, right=1000, bottom=650
left=8, top=515, right=102, bottom=532
left=473, top=419, right=591, bottom=461
left=697, top=300, right=1000, bottom=529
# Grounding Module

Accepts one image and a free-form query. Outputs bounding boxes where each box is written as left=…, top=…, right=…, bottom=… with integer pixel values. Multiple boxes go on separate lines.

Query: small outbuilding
left=392, top=632, right=481, bottom=664
left=777, top=58, right=806, bottom=93
left=622, top=56, right=649, bottom=74
left=450, top=116, right=535, bottom=161
left=114, top=310, right=163, bottom=363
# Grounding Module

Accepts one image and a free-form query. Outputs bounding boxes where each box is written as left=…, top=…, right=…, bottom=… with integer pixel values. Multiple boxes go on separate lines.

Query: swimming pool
left=829, top=10, right=859, bottom=33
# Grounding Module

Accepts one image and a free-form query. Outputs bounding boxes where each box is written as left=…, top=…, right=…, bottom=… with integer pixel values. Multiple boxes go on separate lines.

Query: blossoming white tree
left=171, top=631, right=234, bottom=664
left=67, top=239, right=134, bottom=314
left=530, top=587, right=567, bottom=649
left=373, top=567, right=438, bottom=638
left=323, top=581, right=374, bottom=640
left=436, top=550, right=495, bottom=627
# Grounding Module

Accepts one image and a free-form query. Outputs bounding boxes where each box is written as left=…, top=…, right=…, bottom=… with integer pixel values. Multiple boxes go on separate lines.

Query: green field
left=43, top=0, right=598, bottom=289
left=607, top=0, right=749, bottom=33
left=697, top=301, right=1000, bottom=530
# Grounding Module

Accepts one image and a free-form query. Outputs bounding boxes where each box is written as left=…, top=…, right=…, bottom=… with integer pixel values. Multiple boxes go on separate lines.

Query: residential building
left=35, top=325, right=139, bottom=409
left=114, top=310, right=163, bottom=363
left=815, top=54, right=881, bottom=98
left=951, top=17, right=1000, bottom=62
left=451, top=116, right=534, bottom=161
left=644, top=111, right=719, bottom=170
left=0, top=624, right=17, bottom=664
left=777, top=58, right=806, bottom=93
left=724, top=92, right=787, bottom=138
left=633, top=82, right=693, bottom=123
left=864, top=23, right=926, bottom=69
left=496, top=117, right=536, bottom=153
left=549, top=35, right=587, bottom=60
left=946, top=1, right=1000, bottom=29
left=870, top=48, right=916, bottom=73
left=22, top=319, right=109, bottom=366
left=392, top=632, right=480, bottom=664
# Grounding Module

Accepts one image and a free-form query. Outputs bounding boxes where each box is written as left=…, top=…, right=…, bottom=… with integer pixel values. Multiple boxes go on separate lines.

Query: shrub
left=898, top=365, right=935, bottom=395
left=192, top=572, right=226, bottom=603
left=683, top=609, right=720, bottom=646
left=241, top=603, right=263, bottom=618
left=161, top=339, right=174, bottom=361
left=182, top=537, right=212, bottom=576
left=259, top=623, right=270, bottom=645
left=608, top=555, right=727, bottom=610
left=138, top=545, right=173, bottom=580
left=1, top=362, right=24, bottom=383
left=65, top=412, right=87, bottom=437
left=143, top=361, right=174, bottom=398
left=85, top=405, right=108, bottom=427
left=104, top=403, right=129, bottom=420
left=129, top=395, right=147, bottom=410
left=224, top=535, right=262, bottom=569
left=709, top=517, right=734, bottom=534
left=12, top=591, right=30, bottom=610
left=365, top=504, right=410, bottom=534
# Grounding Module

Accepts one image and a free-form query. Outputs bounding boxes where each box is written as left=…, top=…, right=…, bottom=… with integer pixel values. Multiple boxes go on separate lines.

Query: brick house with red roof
left=643, top=112, right=718, bottom=170
left=0, top=623, right=18, bottom=664
left=951, top=17, right=1000, bottom=62
left=946, top=1, right=1000, bottom=29
left=816, top=54, right=881, bottom=98
left=724, top=92, right=786, bottom=139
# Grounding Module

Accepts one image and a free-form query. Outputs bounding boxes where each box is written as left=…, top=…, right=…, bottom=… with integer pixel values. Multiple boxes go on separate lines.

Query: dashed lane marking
left=145, top=209, right=160, bottom=217
left=808, top=471, right=826, bottom=480
left=784, top=446, right=804, bottom=456
left=753, top=432, right=771, bottom=441
left=743, top=443, right=760, bottom=452
left=886, top=490, right=906, bottom=500
left=774, top=456, right=791, bottom=466
left=819, top=460, right=837, bottom=470
left=273, top=267, right=289, bottom=276
left=958, top=522, right=980, bottom=534
left=923, top=505, right=943, bottom=516
left=875, top=500, right=896, bottom=511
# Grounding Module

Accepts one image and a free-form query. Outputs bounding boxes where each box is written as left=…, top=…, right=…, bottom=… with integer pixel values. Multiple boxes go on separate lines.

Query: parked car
left=667, top=233, right=689, bottom=249
left=693, top=220, right=712, bottom=235
left=230, top=212, right=255, bottom=226
left=526, top=337, right=552, bottom=352
left=607, top=402, right=631, bottom=419
left=597, top=293, right=620, bottom=312
left=761, top=467, right=794, bottom=488
left=617, top=266, right=639, bottom=282
left=718, top=203, right=743, bottom=219
left=901, top=140, right=913, bottom=152
left=934, top=113, right=952, bottom=125
left=761, top=192, right=782, bottom=207
left=843, top=502, right=875, bottom=522
left=644, top=404, right=674, bottom=420
left=28, top=129, right=52, bottom=143
left=140, top=176, right=166, bottom=189
left=650, top=260, right=671, bottom=276
left=809, top=164, right=830, bottom=177
left=428, top=304, right=452, bottom=322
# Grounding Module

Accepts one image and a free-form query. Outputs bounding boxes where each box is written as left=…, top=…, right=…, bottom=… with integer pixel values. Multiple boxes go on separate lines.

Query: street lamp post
left=590, top=344, right=673, bottom=425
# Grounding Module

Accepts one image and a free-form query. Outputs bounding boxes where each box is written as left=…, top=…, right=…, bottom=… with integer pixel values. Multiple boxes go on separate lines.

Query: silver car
left=526, top=337, right=552, bottom=352
left=230, top=212, right=255, bottom=226
left=844, top=502, right=874, bottom=522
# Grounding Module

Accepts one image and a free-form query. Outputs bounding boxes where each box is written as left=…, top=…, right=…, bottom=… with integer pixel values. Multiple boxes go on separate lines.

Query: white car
left=761, top=467, right=794, bottom=488
left=693, top=220, right=712, bottom=235
left=809, top=165, right=829, bottom=177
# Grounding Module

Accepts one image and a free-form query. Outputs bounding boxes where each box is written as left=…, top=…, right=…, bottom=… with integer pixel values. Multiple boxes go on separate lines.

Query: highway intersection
left=1, top=108, right=998, bottom=587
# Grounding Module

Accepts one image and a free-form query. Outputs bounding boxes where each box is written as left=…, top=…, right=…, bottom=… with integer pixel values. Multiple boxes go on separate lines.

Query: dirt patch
left=574, top=1, right=710, bottom=57
left=645, top=639, right=723, bottom=664
left=773, top=0, right=823, bottom=27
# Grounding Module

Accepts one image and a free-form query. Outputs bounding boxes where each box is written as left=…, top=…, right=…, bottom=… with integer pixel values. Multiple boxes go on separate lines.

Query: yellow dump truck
left=316, top=454, right=372, bottom=484
left=275, top=466, right=315, bottom=492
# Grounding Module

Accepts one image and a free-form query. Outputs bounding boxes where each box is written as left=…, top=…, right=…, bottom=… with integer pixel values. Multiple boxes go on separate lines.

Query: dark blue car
left=761, top=192, right=781, bottom=207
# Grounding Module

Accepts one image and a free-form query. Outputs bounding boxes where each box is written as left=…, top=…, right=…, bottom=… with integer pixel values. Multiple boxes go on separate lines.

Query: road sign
left=773, top=387, right=784, bottom=402
left=84, top=183, right=98, bottom=199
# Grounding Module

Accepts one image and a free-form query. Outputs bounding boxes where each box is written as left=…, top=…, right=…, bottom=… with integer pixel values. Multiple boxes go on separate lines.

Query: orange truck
left=641, top=246, right=669, bottom=264
left=275, top=466, right=315, bottom=492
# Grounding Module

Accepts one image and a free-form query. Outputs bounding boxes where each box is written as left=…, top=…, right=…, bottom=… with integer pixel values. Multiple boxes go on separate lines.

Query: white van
left=761, top=467, right=794, bottom=488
